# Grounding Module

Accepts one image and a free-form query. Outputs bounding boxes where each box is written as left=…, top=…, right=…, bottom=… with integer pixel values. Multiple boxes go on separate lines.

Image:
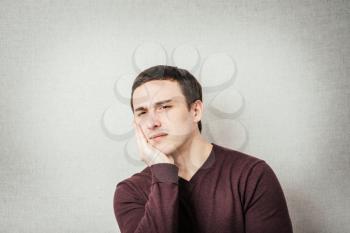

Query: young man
left=113, top=65, right=293, bottom=233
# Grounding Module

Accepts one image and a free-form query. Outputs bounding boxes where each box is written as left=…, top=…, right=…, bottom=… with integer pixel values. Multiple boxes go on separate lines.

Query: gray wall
left=1, top=0, right=349, bottom=232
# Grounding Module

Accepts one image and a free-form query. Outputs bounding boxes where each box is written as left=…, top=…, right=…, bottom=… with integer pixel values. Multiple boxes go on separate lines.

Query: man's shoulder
left=213, top=143, right=266, bottom=171
left=213, top=143, right=276, bottom=184
left=119, top=165, right=152, bottom=183
left=115, top=166, right=152, bottom=195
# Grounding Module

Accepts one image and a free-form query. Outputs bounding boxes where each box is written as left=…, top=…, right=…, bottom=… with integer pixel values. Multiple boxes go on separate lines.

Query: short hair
left=130, top=65, right=203, bottom=132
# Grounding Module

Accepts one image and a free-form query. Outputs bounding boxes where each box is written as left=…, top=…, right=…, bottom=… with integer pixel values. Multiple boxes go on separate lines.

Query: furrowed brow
left=134, top=99, right=173, bottom=112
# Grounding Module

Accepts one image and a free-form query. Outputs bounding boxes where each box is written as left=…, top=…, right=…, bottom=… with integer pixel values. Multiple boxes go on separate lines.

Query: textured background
left=1, top=0, right=349, bottom=232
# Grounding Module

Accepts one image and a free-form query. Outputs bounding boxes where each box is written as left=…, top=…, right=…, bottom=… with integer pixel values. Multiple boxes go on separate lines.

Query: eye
left=160, top=105, right=171, bottom=109
left=137, top=111, right=146, bottom=117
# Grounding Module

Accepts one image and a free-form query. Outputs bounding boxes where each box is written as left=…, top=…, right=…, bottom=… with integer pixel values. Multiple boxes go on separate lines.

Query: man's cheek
left=135, top=117, right=147, bottom=128
left=172, top=120, right=194, bottom=136
left=133, top=116, right=141, bottom=124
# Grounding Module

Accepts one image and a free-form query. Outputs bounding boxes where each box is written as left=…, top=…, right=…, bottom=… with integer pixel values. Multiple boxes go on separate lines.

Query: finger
left=133, top=121, right=149, bottom=163
left=134, top=120, right=147, bottom=143
left=133, top=121, right=148, bottom=147
left=138, top=124, right=149, bottom=144
left=133, top=121, right=143, bottom=150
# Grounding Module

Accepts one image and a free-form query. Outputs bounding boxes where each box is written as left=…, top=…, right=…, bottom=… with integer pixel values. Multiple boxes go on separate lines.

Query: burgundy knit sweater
left=114, top=143, right=293, bottom=233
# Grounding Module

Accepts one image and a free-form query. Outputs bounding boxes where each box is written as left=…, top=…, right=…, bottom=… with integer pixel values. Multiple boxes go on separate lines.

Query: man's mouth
left=149, top=133, right=168, bottom=141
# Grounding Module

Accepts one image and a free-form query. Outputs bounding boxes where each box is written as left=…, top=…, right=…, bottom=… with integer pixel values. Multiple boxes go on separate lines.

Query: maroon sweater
left=114, top=143, right=293, bottom=233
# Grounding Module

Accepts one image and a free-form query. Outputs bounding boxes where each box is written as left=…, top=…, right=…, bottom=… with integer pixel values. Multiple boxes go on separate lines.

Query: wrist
left=149, top=154, right=174, bottom=166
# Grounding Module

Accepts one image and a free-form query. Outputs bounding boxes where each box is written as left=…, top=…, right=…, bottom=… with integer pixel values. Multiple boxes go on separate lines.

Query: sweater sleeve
left=114, top=163, right=179, bottom=233
left=243, top=162, right=293, bottom=233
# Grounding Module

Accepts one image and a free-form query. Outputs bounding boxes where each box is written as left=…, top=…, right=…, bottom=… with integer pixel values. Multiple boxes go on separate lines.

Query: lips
left=149, top=133, right=168, bottom=140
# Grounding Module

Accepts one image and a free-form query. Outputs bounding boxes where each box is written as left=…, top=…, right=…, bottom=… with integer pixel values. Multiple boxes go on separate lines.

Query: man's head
left=130, top=65, right=204, bottom=154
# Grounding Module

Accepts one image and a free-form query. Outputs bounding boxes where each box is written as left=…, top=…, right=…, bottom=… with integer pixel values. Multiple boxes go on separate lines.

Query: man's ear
left=192, top=100, right=203, bottom=122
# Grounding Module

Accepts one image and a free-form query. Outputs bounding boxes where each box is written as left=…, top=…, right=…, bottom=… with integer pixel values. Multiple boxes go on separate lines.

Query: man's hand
left=133, top=121, right=174, bottom=166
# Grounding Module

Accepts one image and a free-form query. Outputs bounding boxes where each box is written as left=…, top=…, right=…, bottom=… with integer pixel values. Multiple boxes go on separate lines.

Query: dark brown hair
left=131, top=65, right=203, bottom=132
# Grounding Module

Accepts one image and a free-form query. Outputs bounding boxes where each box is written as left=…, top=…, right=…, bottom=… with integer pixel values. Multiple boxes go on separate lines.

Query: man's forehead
left=133, top=94, right=185, bottom=109
left=132, top=80, right=184, bottom=106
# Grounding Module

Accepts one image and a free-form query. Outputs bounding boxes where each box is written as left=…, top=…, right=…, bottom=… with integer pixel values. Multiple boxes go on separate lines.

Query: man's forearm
left=114, top=163, right=179, bottom=233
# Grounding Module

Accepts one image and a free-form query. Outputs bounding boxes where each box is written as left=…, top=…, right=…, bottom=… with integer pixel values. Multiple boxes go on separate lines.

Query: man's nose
left=145, top=111, right=161, bottom=130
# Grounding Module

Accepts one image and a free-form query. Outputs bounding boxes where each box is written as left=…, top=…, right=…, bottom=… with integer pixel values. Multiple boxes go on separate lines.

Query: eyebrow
left=134, top=99, right=173, bottom=112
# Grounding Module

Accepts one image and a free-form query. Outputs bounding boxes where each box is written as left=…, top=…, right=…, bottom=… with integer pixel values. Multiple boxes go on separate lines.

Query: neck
left=170, top=131, right=213, bottom=180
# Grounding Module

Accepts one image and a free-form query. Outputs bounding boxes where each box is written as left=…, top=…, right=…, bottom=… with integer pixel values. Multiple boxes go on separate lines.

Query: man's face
left=132, top=80, right=199, bottom=155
